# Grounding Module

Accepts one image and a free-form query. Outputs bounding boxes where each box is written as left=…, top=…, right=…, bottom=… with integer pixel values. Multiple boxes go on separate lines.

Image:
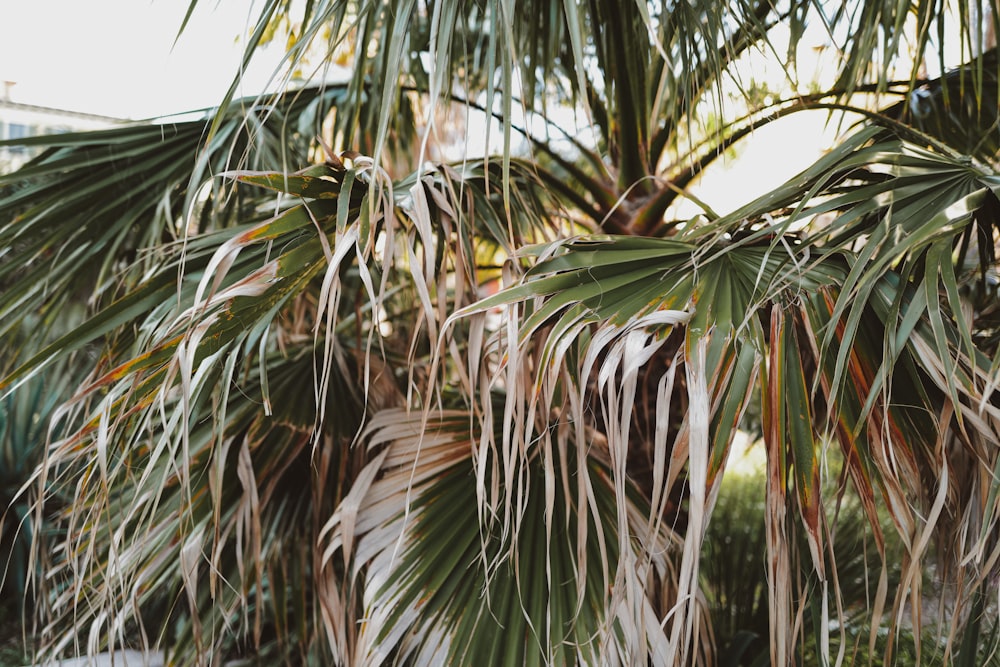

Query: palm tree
left=2, top=1, right=1000, bottom=664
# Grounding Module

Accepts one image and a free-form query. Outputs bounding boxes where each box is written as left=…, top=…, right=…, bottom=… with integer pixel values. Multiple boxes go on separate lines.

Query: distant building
left=1, top=81, right=127, bottom=172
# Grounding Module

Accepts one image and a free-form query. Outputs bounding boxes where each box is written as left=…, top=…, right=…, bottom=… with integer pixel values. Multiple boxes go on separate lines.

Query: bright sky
left=0, top=1, right=285, bottom=119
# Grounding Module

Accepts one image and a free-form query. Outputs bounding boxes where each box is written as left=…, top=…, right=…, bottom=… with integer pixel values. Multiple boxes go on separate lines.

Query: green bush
left=701, top=451, right=998, bottom=666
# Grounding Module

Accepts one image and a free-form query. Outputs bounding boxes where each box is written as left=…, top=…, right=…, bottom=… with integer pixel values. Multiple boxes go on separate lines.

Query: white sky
left=0, top=1, right=286, bottom=119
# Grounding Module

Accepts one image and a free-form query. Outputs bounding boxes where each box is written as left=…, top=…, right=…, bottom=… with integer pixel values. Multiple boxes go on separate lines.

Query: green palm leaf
left=455, top=121, right=1000, bottom=662
left=321, top=408, right=699, bottom=665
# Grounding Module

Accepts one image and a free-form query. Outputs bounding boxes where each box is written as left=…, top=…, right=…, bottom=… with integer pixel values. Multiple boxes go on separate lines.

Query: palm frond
left=455, top=122, right=1000, bottom=662
left=0, top=85, right=343, bottom=368
left=321, top=408, right=702, bottom=665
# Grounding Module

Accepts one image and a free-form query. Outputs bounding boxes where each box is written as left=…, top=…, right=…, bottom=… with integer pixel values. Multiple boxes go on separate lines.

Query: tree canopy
left=2, top=1, right=1000, bottom=665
